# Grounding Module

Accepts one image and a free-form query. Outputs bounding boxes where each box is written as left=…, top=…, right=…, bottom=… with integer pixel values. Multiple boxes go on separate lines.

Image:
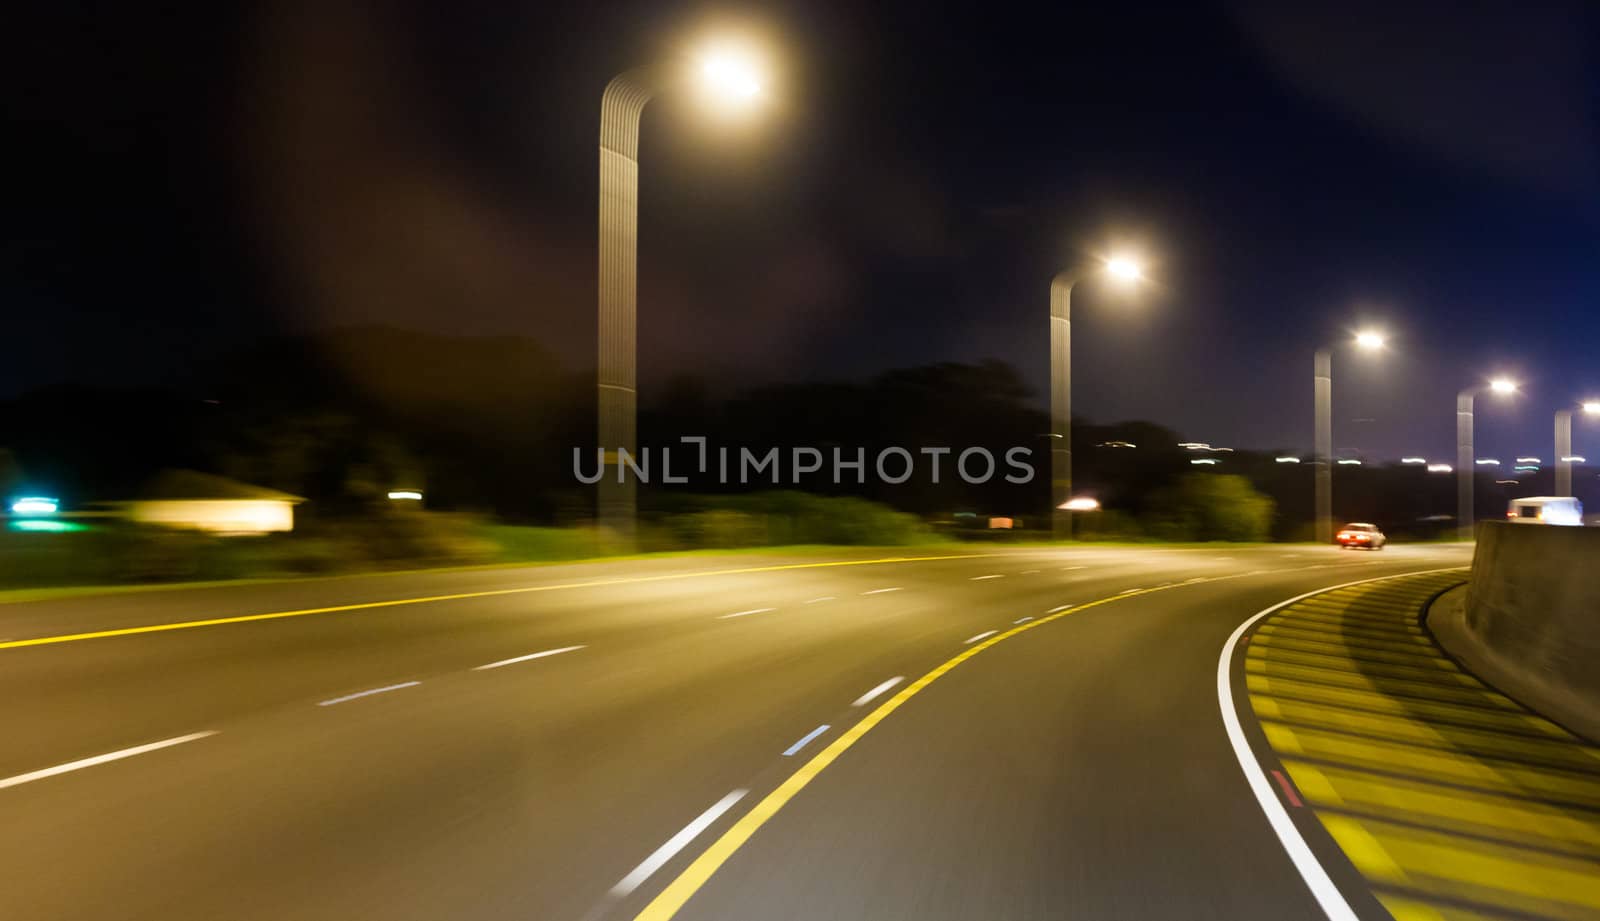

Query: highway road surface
left=0, top=543, right=1480, bottom=921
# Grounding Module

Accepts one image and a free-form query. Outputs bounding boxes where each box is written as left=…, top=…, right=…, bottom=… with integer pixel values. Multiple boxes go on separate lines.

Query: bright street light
left=1457, top=377, right=1519, bottom=539
left=595, top=34, right=774, bottom=541
left=1555, top=401, right=1600, bottom=496
left=1313, top=328, right=1391, bottom=543
left=1401, top=457, right=1427, bottom=464
left=1049, top=248, right=1156, bottom=539
left=1474, top=458, right=1499, bottom=466
left=697, top=47, right=764, bottom=106
left=1106, top=256, right=1143, bottom=282
left=1275, top=456, right=1300, bottom=464
left=1427, top=463, right=1452, bottom=473
left=1060, top=497, right=1101, bottom=511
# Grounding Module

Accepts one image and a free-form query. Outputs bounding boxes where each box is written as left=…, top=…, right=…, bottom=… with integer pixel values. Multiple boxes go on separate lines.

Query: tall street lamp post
left=1313, top=330, right=1385, bottom=545
left=1554, top=400, right=1600, bottom=497
left=596, top=45, right=764, bottom=541
left=1049, top=256, right=1143, bottom=540
left=1457, top=378, right=1517, bottom=540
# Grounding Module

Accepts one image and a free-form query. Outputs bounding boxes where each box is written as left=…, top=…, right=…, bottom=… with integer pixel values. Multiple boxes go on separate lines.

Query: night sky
left=7, top=0, right=1598, bottom=463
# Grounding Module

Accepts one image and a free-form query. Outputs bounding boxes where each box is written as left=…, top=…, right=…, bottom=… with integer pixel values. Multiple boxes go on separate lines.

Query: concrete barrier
left=1430, top=520, right=1600, bottom=741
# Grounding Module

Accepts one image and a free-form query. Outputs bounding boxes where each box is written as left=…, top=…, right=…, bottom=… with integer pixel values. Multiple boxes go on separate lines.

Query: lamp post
left=595, top=45, right=764, bottom=541
left=1312, top=330, right=1385, bottom=545
left=1457, top=378, right=1517, bottom=540
left=1049, top=256, right=1142, bottom=540
left=1554, top=400, right=1600, bottom=497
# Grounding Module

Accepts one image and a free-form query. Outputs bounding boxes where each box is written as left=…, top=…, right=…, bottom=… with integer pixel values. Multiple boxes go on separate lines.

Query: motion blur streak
left=0, top=553, right=1001, bottom=652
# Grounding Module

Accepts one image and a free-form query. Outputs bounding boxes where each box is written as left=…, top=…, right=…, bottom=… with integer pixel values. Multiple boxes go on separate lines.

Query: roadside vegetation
left=0, top=491, right=941, bottom=592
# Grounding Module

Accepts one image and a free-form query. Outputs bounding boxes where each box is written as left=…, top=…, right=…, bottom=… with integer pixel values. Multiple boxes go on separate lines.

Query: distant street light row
left=588, top=33, right=1595, bottom=542
left=1316, top=330, right=1596, bottom=540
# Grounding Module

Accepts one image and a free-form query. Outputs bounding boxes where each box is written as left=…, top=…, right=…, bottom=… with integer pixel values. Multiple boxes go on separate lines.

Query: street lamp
left=1457, top=377, right=1517, bottom=540
left=595, top=39, right=768, bottom=541
left=1049, top=254, right=1145, bottom=540
left=1554, top=399, right=1600, bottom=497
left=1313, top=329, right=1385, bottom=544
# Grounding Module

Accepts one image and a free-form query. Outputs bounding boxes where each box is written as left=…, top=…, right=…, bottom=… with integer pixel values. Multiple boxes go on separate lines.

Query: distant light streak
left=1427, top=464, right=1453, bottom=473
left=1561, top=455, right=1587, bottom=463
left=1336, top=459, right=1362, bottom=466
left=1274, top=456, right=1300, bottom=464
left=1514, top=465, right=1539, bottom=472
left=9, top=497, right=58, bottom=515
left=387, top=490, right=423, bottom=501
left=1401, top=457, right=1427, bottom=465
left=1061, top=497, right=1101, bottom=511
left=1191, top=458, right=1220, bottom=465
left=9, top=519, right=79, bottom=532
left=1515, top=457, right=1541, bottom=464
left=1474, top=459, right=1500, bottom=466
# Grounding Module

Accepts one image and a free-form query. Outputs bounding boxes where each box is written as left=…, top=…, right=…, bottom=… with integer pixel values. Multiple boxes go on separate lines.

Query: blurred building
left=123, top=470, right=305, bottom=535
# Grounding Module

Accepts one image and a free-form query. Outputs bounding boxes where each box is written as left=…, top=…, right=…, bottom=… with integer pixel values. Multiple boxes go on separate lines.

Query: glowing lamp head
left=1582, top=400, right=1600, bottom=415
left=1105, top=256, right=1143, bottom=283
left=1489, top=378, right=1517, bottom=395
left=1061, top=497, right=1101, bottom=512
left=697, top=46, right=764, bottom=108
left=1354, top=330, right=1385, bottom=351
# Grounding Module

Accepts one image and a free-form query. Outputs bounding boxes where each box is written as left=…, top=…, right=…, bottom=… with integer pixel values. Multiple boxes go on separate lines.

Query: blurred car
left=1506, top=496, right=1583, bottom=526
left=1336, top=522, right=1386, bottom=549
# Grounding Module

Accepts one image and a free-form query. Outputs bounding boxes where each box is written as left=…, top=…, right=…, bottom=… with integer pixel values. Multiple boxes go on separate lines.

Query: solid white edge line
left=782, top=724, right=831, bottom=757
left=473, top=645, right=586, bottom=671
left=717, top=607, right=776, bottom=620
left=964, top=629, right=999, bottom=644
left=610, top=789, right=749, bottom=897
left=317, top=681, right=421, bottom=707
left=1216, top=566, right=1463, bottom=921
left=1047, top=604, right=1073, bottom=614
left=851, top=676, right=905, bottom=707
left=0, top=731, right=218, bottom=791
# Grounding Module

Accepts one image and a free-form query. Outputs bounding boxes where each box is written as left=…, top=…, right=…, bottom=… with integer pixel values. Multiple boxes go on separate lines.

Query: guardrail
left=1431, top=520, right=1600, bottom=740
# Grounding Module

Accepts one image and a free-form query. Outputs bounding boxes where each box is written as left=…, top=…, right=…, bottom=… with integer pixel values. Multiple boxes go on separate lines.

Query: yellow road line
left=0, top=553, right=1010, bottom=652
left=630, top=584, right=1153, bottom=921
left=1247, top=574, right=1600, bottom=921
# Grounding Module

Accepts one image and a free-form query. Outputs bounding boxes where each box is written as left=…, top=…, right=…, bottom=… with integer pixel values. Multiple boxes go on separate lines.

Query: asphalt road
left=0, top=543, right=1473, bottom=921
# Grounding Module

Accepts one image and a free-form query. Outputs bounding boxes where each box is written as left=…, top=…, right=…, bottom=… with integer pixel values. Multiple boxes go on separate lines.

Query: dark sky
left=7, top=0, right=1598, bottom=463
